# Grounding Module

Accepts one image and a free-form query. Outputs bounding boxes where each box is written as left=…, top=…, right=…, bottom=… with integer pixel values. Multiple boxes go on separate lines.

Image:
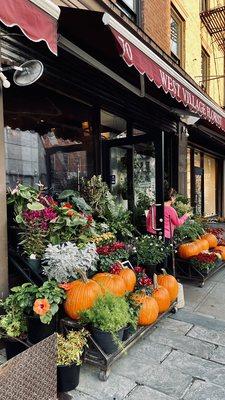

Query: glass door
left=194, top=166, right=203, bottom=215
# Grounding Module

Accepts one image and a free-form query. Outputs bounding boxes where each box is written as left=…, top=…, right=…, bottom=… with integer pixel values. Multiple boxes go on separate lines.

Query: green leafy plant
left=34, top=280, right=66, bottom=324
left=136, top=235, right=170, bottom=266
left=134, top=192, right=154, bottom=220
left=58, top=190, right=92, bottom=214
left=57, top=329, right=89, bottom=366
left=174, top=194, right=192, bottom=218
left=81, top=175, right=114, bottom=218
left=81, top=293, right=132, bottom=345
left=174, top=220, right=205, bottom=244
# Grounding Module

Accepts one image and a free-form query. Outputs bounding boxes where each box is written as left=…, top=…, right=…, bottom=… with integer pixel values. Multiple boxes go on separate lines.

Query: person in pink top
left=146, top=187, right=191, bottom=241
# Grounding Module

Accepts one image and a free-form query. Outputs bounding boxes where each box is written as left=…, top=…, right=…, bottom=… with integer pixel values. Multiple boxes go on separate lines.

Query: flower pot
left=27, top=315, right=57, bottom=344
left=90, top=326, right=124, bottom=354
left=4, top=337, right=28, bottom=360
left=26, top=259, right=42, bottom=274
left=122, top=325, right=133, bottom=341
left=57, top=363, right=80, bottom=393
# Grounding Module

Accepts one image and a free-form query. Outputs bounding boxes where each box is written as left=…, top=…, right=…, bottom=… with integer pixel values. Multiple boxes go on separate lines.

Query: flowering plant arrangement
left=174, top=194, right=192, bottom=218
left=43, top=242, right=99, bottom=283
left=206, top=227, right=225, bottom=244
left=91, top=232, right=116, bottom=247
left=136, top=235, right=170, bottom=266
left=190, top=252, right=218, bottom=271
left=133, top=266, right=153, bottom=295
left=96, top=242, right=129, bottom=272
left=174, top=220, right=205, bottom=244
left=57, top=329, right=89, bottom=366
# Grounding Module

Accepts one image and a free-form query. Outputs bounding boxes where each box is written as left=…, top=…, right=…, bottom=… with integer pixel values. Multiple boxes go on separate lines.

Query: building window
left=116, top=0, right=137, bottom=21
left=201, top=47, right=210, bottom=92
left=171, top=8, right=184, bottom=66
left=204, top=155, right=217, bottom=216
left=200, top=0, right=209, bottom=12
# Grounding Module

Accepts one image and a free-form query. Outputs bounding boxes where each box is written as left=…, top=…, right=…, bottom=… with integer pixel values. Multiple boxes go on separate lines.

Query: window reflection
left=101, top=110, right=126, bottom=140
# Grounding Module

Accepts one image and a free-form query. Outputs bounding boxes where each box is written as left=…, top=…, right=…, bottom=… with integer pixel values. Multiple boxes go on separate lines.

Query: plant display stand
left=174, top=258, right=225, bottom=287
left=60, top=302, right=177, bottom=381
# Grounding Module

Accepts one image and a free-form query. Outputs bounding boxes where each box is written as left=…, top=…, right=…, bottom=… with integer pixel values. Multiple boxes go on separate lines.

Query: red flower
left=110, top=262, right=122, bottom=275
left=86, top=215, right=93, bottom=224
left=134, top=266, right=143, bottom=274
left=66, top=210, right=75, bottom=217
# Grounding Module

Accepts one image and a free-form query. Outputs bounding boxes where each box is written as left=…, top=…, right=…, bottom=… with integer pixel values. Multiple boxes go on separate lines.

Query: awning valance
left=0, top=0, right=60, bottom=55
left=102, top=14, right=225, bottom=132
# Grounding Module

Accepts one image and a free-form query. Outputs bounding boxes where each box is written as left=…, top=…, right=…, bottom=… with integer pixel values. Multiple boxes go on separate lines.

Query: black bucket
left=57, top=363, right=80, bottom=393
left=5, top=338, right=28, bottom=360
left=27, top=315, right=57, bottom=344
left=91, top=326, right=124, bottom=354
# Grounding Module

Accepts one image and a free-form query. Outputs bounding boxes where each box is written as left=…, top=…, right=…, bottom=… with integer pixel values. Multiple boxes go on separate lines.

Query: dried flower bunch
left=43, top=242, right=99, bottom=283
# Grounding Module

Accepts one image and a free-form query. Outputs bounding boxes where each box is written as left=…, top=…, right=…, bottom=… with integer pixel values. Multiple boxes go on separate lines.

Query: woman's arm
left=169, top=207, right=189, bottom=227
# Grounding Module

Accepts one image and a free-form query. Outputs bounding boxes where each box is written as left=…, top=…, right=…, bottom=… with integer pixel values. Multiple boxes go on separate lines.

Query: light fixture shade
left=180, top=115, right=200, bottom=125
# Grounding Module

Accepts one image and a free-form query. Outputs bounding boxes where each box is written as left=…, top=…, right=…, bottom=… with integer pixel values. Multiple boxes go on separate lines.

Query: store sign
left=110, top=27, right=225, bottom=131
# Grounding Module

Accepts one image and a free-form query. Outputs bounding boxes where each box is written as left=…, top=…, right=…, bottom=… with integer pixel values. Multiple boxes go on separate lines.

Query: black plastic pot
left=57, top=363, right=80, bottom=393
left=4, top=337, right=28, bottom=360
left=27, top=315, right=57, bottom=344
left=26, top=259, right=42, bottom=274
left=91, top=326, right=124, bottom=354
left=122, top=325, right=133, bottom=341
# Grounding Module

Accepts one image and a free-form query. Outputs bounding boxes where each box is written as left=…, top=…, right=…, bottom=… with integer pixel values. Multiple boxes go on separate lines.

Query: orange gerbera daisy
left=59, top=283, right=72, bottom=291
left=62, top=203, right=73, bottom=209
left=33, top=298, right=50, bottom=316
left=66, top=210, right=75, bottom=217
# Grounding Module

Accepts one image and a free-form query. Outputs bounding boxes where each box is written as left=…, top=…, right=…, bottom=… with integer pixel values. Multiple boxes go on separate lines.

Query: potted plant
left=135, top=235, right=170, bottom=277
left=57, top=329, right=89, bottom=393
left=4, top=281, right=66, bottom=344
left=0, top=297, right=28, bottom=360
left=81, top=292, right=132, bottom=354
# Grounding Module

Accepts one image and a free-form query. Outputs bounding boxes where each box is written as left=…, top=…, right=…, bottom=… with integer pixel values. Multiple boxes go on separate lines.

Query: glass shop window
left=187, top=148, right=191, bottom=201
left=101, top=110, right=127, bottom=140
left=204, top=155, right=216, bottom=216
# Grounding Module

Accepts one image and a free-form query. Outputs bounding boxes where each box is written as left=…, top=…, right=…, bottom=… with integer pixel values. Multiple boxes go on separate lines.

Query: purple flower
left=43, top=207, right=57, bottom=221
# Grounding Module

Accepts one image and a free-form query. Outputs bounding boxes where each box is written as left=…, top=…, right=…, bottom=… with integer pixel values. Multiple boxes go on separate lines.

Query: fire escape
left=200, top=5, right=225, bottom=51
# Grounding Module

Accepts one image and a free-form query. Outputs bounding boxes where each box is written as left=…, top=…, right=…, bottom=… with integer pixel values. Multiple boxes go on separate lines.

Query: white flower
left=159, top=236, right=162, bottom=240
left=30, top=254, right=37, bottom=260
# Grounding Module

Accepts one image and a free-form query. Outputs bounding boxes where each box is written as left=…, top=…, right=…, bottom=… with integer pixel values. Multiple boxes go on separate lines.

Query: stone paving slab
left=171, top=309, right=225, bottom=332
left=162, top=349, right=225, bottom=387
left=183, top=380, right=225, bottom=400
left=210, top=346, right=225, bottom=365
left=156, top=318, right=193, bottom=334
left=69, top=390, right=97, bottom=400
left=125, top=338, right=171, bottom=364
left=74, top=365, right=136, bottom=400
left=195, top=282, right=225, bottom=320
left=111, top=355, right=153, bottom=381
left=147, top=327, right=216, bottom=359
left=187, top=325, right=225, bottom=347
left=125, top=385, right=177, bottom=400
left=136, top=360, right=192, bottom=398
left=182, top=281, right=216, bottom=311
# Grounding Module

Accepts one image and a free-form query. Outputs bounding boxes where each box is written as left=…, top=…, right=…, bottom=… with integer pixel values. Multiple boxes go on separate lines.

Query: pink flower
left=43, top=207, right=57, bottom=221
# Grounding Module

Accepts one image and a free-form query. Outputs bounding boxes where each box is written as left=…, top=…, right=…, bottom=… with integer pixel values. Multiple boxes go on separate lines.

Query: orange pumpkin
left=195, top=238, right=209, bottom=252
left=215, top=246, right=225, bottom=260
left=119, top=268, right=136, bottom=292
left=92, top=272, right=126, bottom=297
left=157, top=269, right=179, bottom=303
left=178, top=242, right=200, bottom=259
left=133, top=293, right=159, bottom=325
left=202, top=233, right=218, bottom=248
left=64, top=279, right=102, bottom=319
left=152, top=274, right=170, bottom=313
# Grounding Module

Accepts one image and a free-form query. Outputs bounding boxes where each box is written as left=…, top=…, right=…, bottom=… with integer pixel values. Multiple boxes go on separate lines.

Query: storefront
left=2, top=6, right=225, bottom=293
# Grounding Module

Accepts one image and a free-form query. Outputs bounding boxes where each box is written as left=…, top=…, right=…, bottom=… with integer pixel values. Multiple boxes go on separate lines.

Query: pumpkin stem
left=116, top=260, right=124, bottom=269
left=153, top=273, right=158, bottom=289
left=161, top=268, right=167, bottom=276
left=75, top=267, right=88, bottom=283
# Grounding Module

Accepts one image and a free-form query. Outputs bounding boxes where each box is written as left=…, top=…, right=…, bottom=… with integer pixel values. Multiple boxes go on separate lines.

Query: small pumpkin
left=64, top=279, right=102, bottom=320
left=215, top=246, right=225, bottom=260
left=119, top=268, right=136, bottom=292
left=92, top=272, right=126, bottom=297
left=195, top=238, right=209, bottom=252
left=178, top=242, right=200, bottom=259
left=157, top=269, right=179, bottom=303
left=202, top=233, right=218, bottom=249
left=152, top=274, right=170, bottom=313
left=133, top=293, right=159, bottom=326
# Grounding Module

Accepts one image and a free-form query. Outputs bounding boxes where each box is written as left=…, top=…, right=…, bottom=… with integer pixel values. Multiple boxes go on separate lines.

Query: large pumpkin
left=92, top=272, right=126, bottom=297
left=119, top=268, right=136, bottom=292
left=178, top=242, right=200, bottom=259
left=157, top=269, right=179, bottom=303
left=64, top=279, right=102, bottom=319
left=195, top=238, right=209, bottom=252
left=152, top=274, right=170, bottom=313
left=215, top=246, right=225, bottom=260
left=133, top=293, right=159, bottom=325
left=202, top=233, right=218, bottom=248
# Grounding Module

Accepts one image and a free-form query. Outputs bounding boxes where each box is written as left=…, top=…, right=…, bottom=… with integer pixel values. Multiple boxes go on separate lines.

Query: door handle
left=152, top=203, right=163, bottom=231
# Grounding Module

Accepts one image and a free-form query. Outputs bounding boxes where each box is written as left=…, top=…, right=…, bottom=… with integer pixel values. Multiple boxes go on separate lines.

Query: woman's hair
left=164, top=187, right=177, bottom=202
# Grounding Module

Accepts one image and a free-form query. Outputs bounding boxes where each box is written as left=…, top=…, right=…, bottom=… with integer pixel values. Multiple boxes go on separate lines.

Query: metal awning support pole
left=0, top=38, right=8, bottom=297
left=155, top=131, right=165, bottom=237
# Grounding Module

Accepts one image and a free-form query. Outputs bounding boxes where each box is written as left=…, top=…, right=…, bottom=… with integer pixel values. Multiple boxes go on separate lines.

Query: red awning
left=0, top=0, right=60, bottom=55
left=102, top=14, right=225, bottom=132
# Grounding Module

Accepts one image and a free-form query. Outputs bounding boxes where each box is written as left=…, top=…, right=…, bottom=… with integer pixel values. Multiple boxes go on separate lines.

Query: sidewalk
left=69, top=267, right=225, bottom=400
